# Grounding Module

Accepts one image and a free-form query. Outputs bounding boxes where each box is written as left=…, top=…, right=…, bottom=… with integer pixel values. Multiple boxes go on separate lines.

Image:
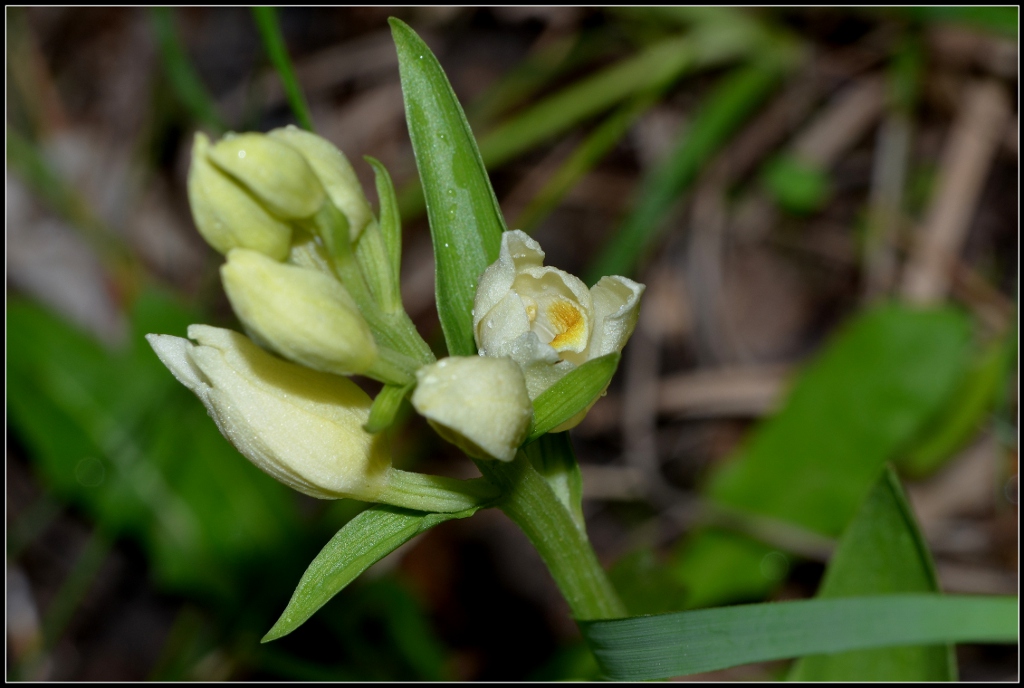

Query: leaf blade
left=528, top=353, right=620, bottom=442
left=263, top=504, right=478, bottom=642
left=580, top=594, right=1018, bottom=680
left=390, top=18, right=505, bottom=357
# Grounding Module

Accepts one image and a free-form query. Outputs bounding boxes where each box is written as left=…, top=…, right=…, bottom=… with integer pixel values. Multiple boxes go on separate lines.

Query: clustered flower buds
left=149, top=126, right=643, bottom=506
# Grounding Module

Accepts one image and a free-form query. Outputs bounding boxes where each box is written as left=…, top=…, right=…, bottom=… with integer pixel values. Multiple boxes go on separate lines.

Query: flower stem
left=477, top=454, right=626, bottom=620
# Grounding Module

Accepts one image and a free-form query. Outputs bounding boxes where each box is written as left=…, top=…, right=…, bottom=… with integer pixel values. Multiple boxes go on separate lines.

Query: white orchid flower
left=473, top=230, right=644, bottom=430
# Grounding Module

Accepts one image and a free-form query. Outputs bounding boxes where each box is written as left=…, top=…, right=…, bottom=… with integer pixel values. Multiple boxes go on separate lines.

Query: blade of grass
left=149, top=7, right=227, bottom=132
left=514, top=86, right=664, bottom=232
left=586, top=54, right=791, bottom=283
left=580, top=594, right=1018, bottom=680
left=252, top=7, right=315, bottom=131
left=390, top=17, right=506, bottom=357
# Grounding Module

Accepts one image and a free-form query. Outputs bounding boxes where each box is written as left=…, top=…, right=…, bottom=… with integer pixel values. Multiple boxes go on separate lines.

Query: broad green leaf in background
left=901, top=332, right=1015, bottom=476
left=263, top=504, right=479, bottom=642
left=527, top=352, right=620, bottom=442
left=671, top=303, right=973, bottom=609
left=586, top=55, right=793, bottom=282
left=708, top=303, right=972, bottom=536
left=390, top=17, right=506, bottom=357
left=789, top=467, right=955, bottom=680
left=580, top=594, right=1017, bottom=680
left=608, top=548, right=690, bottom=616
left=761, top=153, right=832, bottom=215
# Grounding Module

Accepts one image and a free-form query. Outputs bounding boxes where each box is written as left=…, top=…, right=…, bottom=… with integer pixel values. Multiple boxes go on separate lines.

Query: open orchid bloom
left=473, top=230, right=644, bottom=429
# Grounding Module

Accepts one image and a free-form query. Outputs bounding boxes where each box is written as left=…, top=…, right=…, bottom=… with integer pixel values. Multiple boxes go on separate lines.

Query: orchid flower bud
left=187, top=132, right=292, bottom=260
left=411, top=356, right=532, bottom=462
left=269, top=126, right=374, bottom=240
left=146, top=325, right=390, bottom=501
left=207, top=132, right=325, bottom=220
left=473, top=230, right=644, bottom=430
left=221, top=248, right=378, bottom=376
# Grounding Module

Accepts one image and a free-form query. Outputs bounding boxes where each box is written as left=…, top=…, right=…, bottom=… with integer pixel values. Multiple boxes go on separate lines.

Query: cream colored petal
left=476, top=290, right=531, bottom=358
left=411, top=356, right=532, bottom=462
left=269, top=126, right=373, bottom=239
left=146, top=334, right=210, bottom=402
left=208, top=133, right=325, bottom=220
left=183, top=325, right=390, bottom=500
left=187, top=133, right=292, bottom=260
left=587, top=276, right=645, bottom=359
left=473, top=230, right=545, bottom=337
left=504, top=331, right=571, bottom=400
left=221, top=249, right=377, bottom=376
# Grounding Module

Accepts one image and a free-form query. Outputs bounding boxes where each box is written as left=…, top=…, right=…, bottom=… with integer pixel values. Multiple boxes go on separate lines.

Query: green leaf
left=789, top=467, right=954, bottom=680
left=251, top=7, right=314, bottom=131
left=390, top=17, right=506, bottom=357
left=365, top=383, right=412, bottom=434
left=580, top=594, right=1017, bottom=680
left=669, top=528, right=781, bottom=609
left=586, top=56, right=790, bottom=282
left=365, top=155, right=403, bottom=299
left=609, top=548, right=690, bottom=616
left=708, top=303, right=972, bottom=537
left=263, top=504, right=479, bottom=642
left=527, top=352, right=620, bottom=441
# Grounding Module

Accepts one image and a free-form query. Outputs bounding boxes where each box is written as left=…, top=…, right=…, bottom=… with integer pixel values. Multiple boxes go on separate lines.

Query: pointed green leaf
left=528, top=352, right=620, bottom=442
left=263, top=504, right=479, bottom=642
left=365, top=383, right=412, bottom=434
left=390, top=17, right=505, bottom=357
left=522, top=432, right=585, bottom=532
left=365, top=155, right=403, bottom=297
left=789, top=467, right=955, bottom=680
left=580, top=594, right=1017, bottom=681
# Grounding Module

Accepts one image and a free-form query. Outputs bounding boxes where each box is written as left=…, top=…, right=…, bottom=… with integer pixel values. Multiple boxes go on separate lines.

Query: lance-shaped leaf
left=263, top=504, right=479, bottom=642
left=390, top=18, right=506, bottom=357
left=527, top=352, right=620, bottom=442
left=365, top=383, right=412, bottom=434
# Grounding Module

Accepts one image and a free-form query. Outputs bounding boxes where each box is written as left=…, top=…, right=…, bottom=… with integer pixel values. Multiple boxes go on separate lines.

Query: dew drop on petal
left=237, top=150, right=246, bottom=159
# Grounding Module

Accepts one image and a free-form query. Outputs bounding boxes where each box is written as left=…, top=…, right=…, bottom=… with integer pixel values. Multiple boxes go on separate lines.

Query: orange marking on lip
left=548, top=300, right=585, bottom=349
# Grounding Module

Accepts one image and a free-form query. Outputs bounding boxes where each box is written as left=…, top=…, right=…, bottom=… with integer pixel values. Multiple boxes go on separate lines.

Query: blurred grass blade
left=478, top=35, right=696, bottom=171
left=7, top=126, right=135, bottom=275
left=252, top=7, right=314, bottom=131
left=366, top=156, right=403, bottom=297
left=528, top=353, right=620, bottom=442
left=149, top=7, right=227, bottom=132
left=390, top=17, right=506, bottom=357
left=587, top=57, right=788, bottom=282
left=515, top=87, right=664, bottom=232
left=790, top=467, right=954, bottom=680
left=580, top=594, right=1017, bottom=680
left=365, top=383, right=412, bottom=434
left=263, top=504, right=480, bottom=642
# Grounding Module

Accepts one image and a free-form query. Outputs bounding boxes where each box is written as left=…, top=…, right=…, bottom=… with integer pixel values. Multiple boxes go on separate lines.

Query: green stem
left=477, top=454, right=626, bottom=620
left=380, top=469, right=500, bottom=513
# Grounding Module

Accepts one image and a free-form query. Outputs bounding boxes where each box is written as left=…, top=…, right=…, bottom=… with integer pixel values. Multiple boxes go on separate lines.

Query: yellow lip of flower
left=146, top=325, right=390, bottom=501
left=473, top=230, right=644, bottom=430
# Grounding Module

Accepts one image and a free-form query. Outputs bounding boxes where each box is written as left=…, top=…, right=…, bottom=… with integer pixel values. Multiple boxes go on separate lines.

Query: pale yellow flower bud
left=473, top=230, right=644, bottom=430
left=221, top=248, right=378, bottom=376
left=207, top=132, right=325, bottom=220
left=269, top=126, right=374, bottom=240
left=146, top=325, right=390, bottom=501
left=411, top=356, right=532, bottom=462
left=187, top=132, right=292, bottom=260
